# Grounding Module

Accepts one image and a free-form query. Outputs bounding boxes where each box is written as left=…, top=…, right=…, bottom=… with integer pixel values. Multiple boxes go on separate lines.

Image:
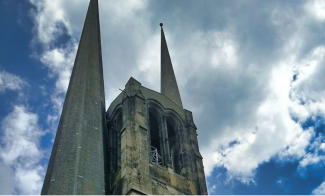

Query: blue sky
left=1, top=0, right=325, bottom=194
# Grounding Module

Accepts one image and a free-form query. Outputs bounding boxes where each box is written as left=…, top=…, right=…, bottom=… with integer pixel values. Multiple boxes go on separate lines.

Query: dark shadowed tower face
left=42, top=1, right=207, bottom=195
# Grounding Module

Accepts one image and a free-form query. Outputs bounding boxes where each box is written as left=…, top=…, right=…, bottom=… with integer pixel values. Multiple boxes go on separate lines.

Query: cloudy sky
left=1, top=0, right=325, bottom=194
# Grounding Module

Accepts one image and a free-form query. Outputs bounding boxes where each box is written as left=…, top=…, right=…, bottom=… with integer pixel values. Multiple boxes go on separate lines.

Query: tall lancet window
left=110, top=110, right=122, bottom=172
left=167, top=117, right=182, bottom=174
left=149, top=108, right=162, bottom=165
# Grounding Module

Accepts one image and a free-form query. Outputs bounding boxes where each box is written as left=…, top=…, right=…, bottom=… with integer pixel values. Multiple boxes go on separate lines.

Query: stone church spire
left=160, top=23, right=183, bottom=108
left=41, top=0, right=107, bottom=194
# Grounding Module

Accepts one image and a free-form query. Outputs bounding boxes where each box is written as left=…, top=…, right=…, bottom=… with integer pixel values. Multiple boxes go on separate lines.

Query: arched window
left=166, top=116, right=182, bottom=174
left=110, top=110, right=122, bottom=172
left=147, top=105, right=183, bottom=173
left=149, top=108, right=162, bottom=165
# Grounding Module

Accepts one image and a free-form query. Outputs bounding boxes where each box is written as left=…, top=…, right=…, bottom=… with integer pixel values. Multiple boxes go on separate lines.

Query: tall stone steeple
left=160, top=23, right=183, bottom=108
left=41, top=0, right=107, bottom=194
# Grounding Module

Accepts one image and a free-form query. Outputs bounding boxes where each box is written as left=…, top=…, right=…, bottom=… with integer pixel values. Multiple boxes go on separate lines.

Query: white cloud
left=201, top=3, right=325, bottom=183
left=29, top=0, right=83, bottom=133
left=296, top=133, right=325, bottom=170
left=305, top=0, right=325, bottom=22
left=0, top=106, right=45, bottom=194
left=202, top=59, right=300, bottom=182
left=0, top=70, right=27, bottom=92
left=172, top=29, right=239, bottom=82
left=40, top=44, right=77, bottom=94
left=279, top=128, right=314, bottom=160
left=135, top=33, right=160, bottom=91
left=289, top=46, right=325, bottom=121
left=30, top=0, right=73, bottom=44
left=202, top=44, right=325, bottom=183
left=313, top=181, right=325, bottom=195
left=208, top=184, right=217, bottom=194
left=38, top=44, right=77, bottom=133
left=320, top=143, right=325, bottom=151
left=0, top=161, right=15, bottom=194
left=299, top=153, right=324, bottom=168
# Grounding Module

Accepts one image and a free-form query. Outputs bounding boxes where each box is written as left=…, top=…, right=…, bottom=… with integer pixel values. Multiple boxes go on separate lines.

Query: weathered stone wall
left=107, top=78, right=208, bottom=195
left=41, top=0, right=106, bottom=194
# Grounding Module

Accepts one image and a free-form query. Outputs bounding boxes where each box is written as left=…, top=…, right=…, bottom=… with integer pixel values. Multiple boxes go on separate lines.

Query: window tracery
left=147, top=103, right=184, bottom=174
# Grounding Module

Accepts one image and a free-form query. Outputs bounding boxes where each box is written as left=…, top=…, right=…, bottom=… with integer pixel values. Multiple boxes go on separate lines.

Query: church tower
left=42, top=0, right=207, bottom=195
left=106, top=23, right=208, bottom=195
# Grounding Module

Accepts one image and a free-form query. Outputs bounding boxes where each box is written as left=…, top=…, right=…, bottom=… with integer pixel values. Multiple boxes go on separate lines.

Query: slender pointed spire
left=41, top=0, right=107, bottom=194
left=160, top=23, right=183, bottom=108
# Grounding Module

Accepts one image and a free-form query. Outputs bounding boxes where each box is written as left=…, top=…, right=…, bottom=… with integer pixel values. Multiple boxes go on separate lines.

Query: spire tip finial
left=160, top=23, right=163, bottom=28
